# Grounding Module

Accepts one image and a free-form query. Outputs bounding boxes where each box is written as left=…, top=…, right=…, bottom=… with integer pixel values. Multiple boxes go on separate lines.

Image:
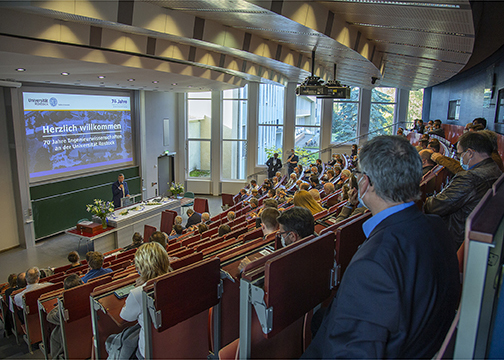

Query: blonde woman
left=293, top=190, right=324, bottom=215
left=119, top=242, right=172, bottom=359
left=309, top=188, right=321, bottom=203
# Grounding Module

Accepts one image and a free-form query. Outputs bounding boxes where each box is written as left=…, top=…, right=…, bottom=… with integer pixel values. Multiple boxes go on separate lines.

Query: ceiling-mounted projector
left=295, top=55, right=350, bottom=99
left=295, top=77, right=351, bottom=99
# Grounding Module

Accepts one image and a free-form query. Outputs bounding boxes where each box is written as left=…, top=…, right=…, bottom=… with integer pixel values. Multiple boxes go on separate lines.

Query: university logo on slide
left=49, top=97, right=58, bottom=107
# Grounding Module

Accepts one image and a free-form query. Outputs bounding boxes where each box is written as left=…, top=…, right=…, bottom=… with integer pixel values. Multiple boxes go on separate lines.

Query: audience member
left=473, top=117, right=487, bottom=129
left=123, top=232, right=144, bottom=251
left=316, top=159, right=323, bottom=174
left=293, top=190, right=324, bottom=215
left=3, top=273, right=18, bottom=336
left=351, top=144, right=358, bottom=157
left=251, top=189, right=260, bottom=199
left=424, top=131, right=502, bottom=247
left=272, top=176, right=279, bottom=187
left=309, top=189, right=321, bottom=202
left=396, top=127, right=405, bottom=136
left=333, top=166, right=342, bottom=178
left=185, top=208, right=201, bottom=229
left=310, top=176, right=322, bottom=191
left=335, top=169, right=351, bottom=190
left=324, top=169, right=335, bottom=183
left=201, top=212, right=211, bottom=225
left=238, top=188, right=248, bottom=202
left=267, top=189, right=276, bottom=199
left=294, top=166, right=301, bottom=179
left=11, top=267, right=52, bottom=311
left=426, top=120, right=434, bottom=132
left=67, top=251, right=81, bottom=268
left=47, top=274, right=83, bottom=359
left=197, top=223, right=208, bottom=234
left=149, top=231, right=167, bottom=247
left=332, top=176, right=366, bottom=222
left=302, top=135, right=459, bottom=359
left=260, top=208, right=280, bottom=237
left=174, top=215, right=183, bottom=226
left=246, top=179, right=259, bottom=194
left=276, top=207, right=315, bottom=247
left=119, top=242, right=172, bottom=359
left=218, top=224, right=231, bottom=237
left=416, top=138, right=429, bottom=152
left=299, top=182, right=310, bottom=191
left=328, top=153, right=338, bottom=166
left=429, top=119, right=445, bottom=138
left=168, top=225, right=184, bottom=241
left=411, top=118, right=425, bottom=134
left=226, top=211, right=236, bottom=222
left=81, top=252, right=113, bottom=283
left=285, top=173, right=297, bottom=189
left=428, top=138, right=441, bottom=153
left=419, top=149, right=436, bottom=175
left=276, top=188, right=291, bottom=204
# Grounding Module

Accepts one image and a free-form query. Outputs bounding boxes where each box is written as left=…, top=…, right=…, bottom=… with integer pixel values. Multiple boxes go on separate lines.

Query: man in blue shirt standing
left=302, top=135, right=459, bottom=359
left=81, top=251, right=112, bottom=283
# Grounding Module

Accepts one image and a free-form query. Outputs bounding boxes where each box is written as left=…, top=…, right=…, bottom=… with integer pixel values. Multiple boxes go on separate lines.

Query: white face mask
left=459, top=151, right=469, bottom=170
left=357, top=176, right=369, bottom=209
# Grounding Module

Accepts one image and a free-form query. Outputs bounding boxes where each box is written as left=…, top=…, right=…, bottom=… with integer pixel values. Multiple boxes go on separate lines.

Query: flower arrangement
left=169, top=182, right=184, bottom=196
left=86, top=199, right=115, bottom=228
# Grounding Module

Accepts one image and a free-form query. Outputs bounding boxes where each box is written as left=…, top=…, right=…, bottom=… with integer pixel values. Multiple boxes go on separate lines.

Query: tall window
left=296, top=96, right=321, bottom=166
left=222, top=86, right=248, bottom=180
left=332, top=87, right=360, bottom=144
left=369, top=87, right=396, bottom=139
left=407, top=89, right=424, bottom=127
left=258, top=84, right=284, bottom=166
left=187, top=92, right=211, bottom=178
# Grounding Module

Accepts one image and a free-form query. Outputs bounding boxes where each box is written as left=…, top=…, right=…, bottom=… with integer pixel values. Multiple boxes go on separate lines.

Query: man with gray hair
left=11, top=267, right=52, bottom=311
left=302, top=135, right=459, bottom=359
left=201, top=212, right=211, bottom=225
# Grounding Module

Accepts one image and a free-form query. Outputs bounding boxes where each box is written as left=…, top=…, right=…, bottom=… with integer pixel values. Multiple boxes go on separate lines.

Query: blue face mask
left=459, top=151, right=469, bottom=171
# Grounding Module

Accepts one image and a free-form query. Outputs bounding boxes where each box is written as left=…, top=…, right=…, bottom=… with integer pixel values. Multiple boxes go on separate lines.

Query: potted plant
left=86, top=199, right=115, bottom=229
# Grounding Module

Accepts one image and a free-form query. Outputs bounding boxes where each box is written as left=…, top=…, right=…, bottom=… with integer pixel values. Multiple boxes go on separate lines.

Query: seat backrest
left=170, top=252, right=204, bottom=271
left=65, top=264, right=87, bottom=274
left=263, top=232, right=336, bottom=337
left=242, top=228, right=263, bottom=243
left=166, top=242, right=181, bottom=253
left=222, top=193, right=235, bottom=207
left=62, top=277, right=110, bottom=322
left=169, top=247, right=195, bottom=259
left=160, top=210, right=176, bottom=234
left=147, top=257, right=221, bottom=331
left=143, top=258, right=221, bottom=359
left=334, top=212, right=372, bottom=281
left=181, top=233, right=202, bottom=247
left=52, top=264, right=72, bottom=274
left=144, top=224, right=157, bottom=243
left=201, top=226, right=219, bottom=239
left=194, top=198, right=209, bottom=214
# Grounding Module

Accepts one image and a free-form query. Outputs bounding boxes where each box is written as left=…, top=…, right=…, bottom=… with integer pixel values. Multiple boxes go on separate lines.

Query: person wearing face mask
left=276, top=207, right=315, bottom=248
left=424, top=131, right=502, bottom=247
left=302, top=135, right=459, bottom=360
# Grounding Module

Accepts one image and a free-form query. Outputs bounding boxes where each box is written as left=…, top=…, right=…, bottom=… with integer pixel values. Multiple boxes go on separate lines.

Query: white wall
left=0, top=87, right=21, bottom=251
left=141, top=91, right=178, bottom=199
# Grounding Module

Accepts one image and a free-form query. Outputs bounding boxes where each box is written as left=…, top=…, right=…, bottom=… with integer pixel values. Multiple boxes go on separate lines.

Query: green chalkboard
left=30, top=166, right=141, bottom=239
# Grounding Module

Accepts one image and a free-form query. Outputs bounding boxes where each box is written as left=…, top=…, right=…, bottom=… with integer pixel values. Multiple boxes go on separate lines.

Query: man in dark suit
left=302, top=135, right=460, bottom=359
left=265, top=153, right=282, bottom=179
left=112, top=173, right=130, bottom=208
left=185, top=208, right=201, bottom=229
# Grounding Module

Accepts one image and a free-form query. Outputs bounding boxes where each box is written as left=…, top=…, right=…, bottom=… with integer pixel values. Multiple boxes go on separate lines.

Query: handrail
left=248, top=121, right=409, bottom=179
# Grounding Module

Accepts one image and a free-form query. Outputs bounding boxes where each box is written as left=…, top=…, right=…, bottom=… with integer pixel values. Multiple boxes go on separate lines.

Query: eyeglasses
left=277, top=230, right=292, bottom=238
left=354, top=170, right=373, bottom=186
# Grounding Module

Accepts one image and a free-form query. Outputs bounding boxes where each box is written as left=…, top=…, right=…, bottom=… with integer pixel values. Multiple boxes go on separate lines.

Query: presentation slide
left=23, top=92, right=134, bottom=180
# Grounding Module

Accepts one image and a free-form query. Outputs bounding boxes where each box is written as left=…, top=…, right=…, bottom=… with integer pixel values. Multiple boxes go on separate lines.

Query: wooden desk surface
left=97, top=293, right=127, bottom=327
left=40, top=298, right=58, bottom=314
left=222, top=249, right=271, bottom=280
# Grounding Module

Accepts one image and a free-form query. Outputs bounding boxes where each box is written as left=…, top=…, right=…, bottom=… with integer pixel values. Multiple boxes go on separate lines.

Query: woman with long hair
left=293, top=190, right=324, bottom=215
left=119, top=242, right=172, bottom=359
